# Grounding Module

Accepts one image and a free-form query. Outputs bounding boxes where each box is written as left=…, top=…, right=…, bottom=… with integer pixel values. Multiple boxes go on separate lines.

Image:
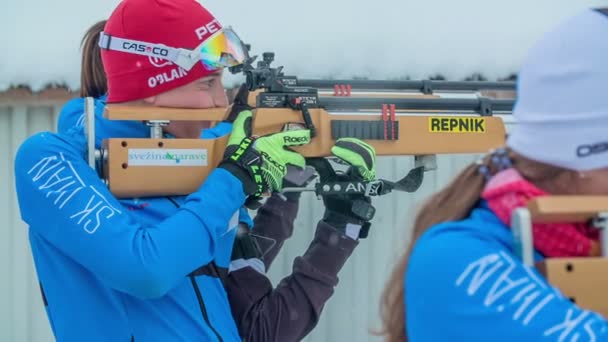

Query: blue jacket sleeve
left=201, top=122, right=233, bottom=139
left=405, top=225, right=608, bottom=341
left=14, top=131, right=246, bottom=299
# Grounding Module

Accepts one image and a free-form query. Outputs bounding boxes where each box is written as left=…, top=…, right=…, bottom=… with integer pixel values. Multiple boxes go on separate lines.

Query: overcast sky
left=0, top=0, right=606, bottom=91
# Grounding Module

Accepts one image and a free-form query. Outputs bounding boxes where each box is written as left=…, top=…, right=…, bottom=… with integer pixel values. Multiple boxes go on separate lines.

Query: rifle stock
left=102, top=104, right=507, bottom=198
left=512, top=196, right=608, bottom=317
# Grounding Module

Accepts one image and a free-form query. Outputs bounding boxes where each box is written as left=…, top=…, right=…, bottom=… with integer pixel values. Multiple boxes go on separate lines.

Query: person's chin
left=197, top=121, right=212, bottom=130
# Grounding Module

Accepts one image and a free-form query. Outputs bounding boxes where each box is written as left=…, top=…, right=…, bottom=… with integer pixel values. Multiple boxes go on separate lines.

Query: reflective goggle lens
left=199, top=28, right=248, bottom=70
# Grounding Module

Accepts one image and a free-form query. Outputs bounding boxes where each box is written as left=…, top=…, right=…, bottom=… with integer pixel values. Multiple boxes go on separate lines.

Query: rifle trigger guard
left=289, top=98, right=316, bottom=138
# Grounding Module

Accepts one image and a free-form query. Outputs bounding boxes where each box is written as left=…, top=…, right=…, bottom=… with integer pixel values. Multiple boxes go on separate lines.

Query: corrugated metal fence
left=0, top=100, right=485, bottom=342
left=1, top=102, right=65, bottom=342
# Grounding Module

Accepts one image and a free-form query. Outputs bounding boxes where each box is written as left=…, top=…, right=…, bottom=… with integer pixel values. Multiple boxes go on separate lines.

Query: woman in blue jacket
left=378, top=7, right=608, bottom=342
left=52, top=18, right=377, bottom=342
left=13, top=0, right=378, bottom=341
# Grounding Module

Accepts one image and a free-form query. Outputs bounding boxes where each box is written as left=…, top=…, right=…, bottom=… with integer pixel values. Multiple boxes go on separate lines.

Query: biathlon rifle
left=90, top=49, right=516, bottom=199
left=510, top=195, right=608, bottom=317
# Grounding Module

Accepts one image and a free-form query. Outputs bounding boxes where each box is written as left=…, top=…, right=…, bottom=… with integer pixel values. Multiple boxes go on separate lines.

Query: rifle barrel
left=296, top=79, right=516, bottom=93
left=319, top=97, right=515, bottom=114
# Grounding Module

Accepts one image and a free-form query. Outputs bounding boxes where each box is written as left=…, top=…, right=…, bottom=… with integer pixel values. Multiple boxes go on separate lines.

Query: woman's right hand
left=218, top=110, right=311, bottom=197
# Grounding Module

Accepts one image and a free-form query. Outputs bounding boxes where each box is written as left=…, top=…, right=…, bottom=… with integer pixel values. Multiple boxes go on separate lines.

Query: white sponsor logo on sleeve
left=28, top=153, right=122, bottom=234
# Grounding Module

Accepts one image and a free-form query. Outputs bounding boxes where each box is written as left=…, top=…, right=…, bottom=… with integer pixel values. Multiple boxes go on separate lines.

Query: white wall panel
left=0, top=106, right=15, bottom=342
left=1, top=103, right=58, bottom=342
left=0, top=100, right=505, bottom=341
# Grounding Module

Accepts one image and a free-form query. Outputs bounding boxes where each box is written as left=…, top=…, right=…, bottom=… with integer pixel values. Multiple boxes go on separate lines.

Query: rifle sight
left=229, top=48, right=284, bottom=91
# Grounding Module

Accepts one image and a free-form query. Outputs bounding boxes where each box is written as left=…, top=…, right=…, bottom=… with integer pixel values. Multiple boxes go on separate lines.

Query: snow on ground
left=0, top=0, right=605, bottom=91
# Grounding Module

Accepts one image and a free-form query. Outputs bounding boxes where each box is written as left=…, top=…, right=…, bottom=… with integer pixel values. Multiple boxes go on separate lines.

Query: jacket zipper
left=166, top=197, right=223, bottom=342
left=189, top=275, right=224, bottom=342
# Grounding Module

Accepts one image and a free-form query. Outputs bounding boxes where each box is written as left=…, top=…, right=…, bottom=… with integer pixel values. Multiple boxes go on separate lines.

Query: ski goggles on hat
left=98, top=27, right=249, bottom=71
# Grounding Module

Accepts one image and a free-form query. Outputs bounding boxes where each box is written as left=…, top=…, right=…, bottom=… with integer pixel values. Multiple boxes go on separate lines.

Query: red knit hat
left=101, top=0, right=222, bottom=103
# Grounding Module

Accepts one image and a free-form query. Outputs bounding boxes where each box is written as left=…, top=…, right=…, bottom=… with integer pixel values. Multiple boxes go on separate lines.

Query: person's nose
left=213, top=83, right=229, bottom=108
left=214, top=93, right=229, bottom=108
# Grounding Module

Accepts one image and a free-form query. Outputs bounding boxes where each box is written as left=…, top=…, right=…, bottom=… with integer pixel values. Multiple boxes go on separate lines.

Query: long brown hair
left=79, top=20, right=107, bottom=98
left=377, top=148, right=571, bottom=341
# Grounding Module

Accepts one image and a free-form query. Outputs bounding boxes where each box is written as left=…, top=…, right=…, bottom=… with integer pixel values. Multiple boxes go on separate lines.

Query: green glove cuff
left=219, top=137, right=266, bottom=197
left=227, top=110, right=253, bottom=146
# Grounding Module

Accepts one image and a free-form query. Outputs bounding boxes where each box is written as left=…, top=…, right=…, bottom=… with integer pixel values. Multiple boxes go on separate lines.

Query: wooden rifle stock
left=512, top=196, right=608, bottom=317
left=102, top=104, right=506, bottom=198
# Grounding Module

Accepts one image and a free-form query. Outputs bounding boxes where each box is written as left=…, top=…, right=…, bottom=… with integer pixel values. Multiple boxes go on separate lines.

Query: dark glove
left=218, top=111, right=311, bottom=198
left=224, top=83, right=252, bottom=123
left=231, top=228, right=264, bottom=261
left=317, top=138, right=377, bottom=240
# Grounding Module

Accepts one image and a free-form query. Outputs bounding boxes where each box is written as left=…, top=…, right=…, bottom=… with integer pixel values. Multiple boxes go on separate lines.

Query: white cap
left=506, top=8, right=608, bottom=171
